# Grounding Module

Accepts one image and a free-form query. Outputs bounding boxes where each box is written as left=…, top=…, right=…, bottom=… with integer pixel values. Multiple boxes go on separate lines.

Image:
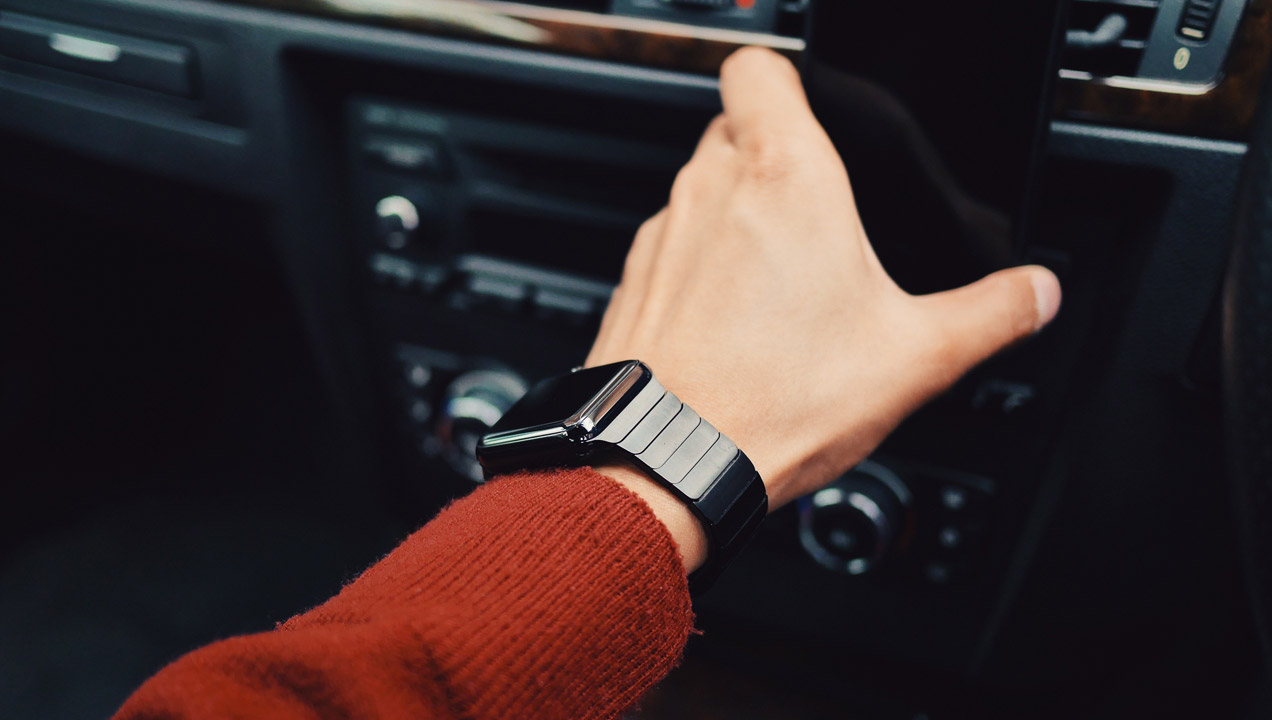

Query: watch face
left=488, top=361, right=643, bottom=437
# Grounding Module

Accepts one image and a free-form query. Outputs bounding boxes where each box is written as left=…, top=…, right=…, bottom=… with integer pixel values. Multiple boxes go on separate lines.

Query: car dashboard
left=0, top=1, right=1268, bottom=718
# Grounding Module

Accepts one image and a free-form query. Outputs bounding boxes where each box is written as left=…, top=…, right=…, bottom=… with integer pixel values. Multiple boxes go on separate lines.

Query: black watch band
left=477, top=360, right=768, bottom=593
left=594, top=374, right=768, bottom=592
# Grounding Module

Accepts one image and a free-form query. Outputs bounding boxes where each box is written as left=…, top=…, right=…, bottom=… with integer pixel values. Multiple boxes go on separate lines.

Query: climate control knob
left=436, top=370, right=528, bottom=482
left=798, top=460, right=912, bottom=575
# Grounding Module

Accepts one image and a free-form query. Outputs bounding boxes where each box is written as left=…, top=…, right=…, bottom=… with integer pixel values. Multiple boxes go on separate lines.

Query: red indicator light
left=737, top=0, right=756, bottom=8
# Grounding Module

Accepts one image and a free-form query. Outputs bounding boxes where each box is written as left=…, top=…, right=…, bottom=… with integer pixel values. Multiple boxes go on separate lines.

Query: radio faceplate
left=349, top=97, right=687, bottom=279
left=347, top=95, right=697, bottom=494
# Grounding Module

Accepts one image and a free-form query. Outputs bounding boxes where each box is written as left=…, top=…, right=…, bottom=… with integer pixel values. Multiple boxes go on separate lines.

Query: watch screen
left=491, top=362, right=632, bottom=433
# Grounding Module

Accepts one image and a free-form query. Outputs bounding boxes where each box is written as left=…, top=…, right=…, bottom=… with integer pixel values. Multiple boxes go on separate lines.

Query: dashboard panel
left=202, top=0, right=1272, bottom=141
left=212, top=0, right=806, bottom=73
left=0, top=0, right=1266, bottom=717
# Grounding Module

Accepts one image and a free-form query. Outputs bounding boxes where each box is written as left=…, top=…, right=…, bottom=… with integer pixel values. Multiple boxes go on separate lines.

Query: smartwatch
left=476, top=360, right=768, bottom=591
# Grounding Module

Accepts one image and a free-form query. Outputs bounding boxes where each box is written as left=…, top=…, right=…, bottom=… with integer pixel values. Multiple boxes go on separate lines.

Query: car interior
left=2, top=0, right=1271, bottom=718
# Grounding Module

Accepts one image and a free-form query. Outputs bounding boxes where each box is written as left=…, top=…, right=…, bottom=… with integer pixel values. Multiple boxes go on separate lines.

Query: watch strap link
left=596, top=375, right=768, bottom=592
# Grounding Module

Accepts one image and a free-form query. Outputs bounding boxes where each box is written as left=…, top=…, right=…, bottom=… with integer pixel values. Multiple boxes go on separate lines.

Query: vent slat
left=1062, top=0, right=1160, bottom=78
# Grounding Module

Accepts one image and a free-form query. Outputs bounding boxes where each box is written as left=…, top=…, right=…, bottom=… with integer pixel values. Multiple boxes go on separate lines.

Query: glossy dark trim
left=215, top=0, right=803, bottom=75
left=219, top=0, right=1269, bottom=139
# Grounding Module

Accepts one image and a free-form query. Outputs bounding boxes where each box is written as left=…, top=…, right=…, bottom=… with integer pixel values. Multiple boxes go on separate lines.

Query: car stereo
left=347, top=92, right=691, bottom=485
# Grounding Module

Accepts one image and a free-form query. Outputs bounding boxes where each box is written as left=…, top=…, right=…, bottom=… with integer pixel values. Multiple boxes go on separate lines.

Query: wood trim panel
left=1054, top=0, right=1272, bottom=140
left=221, top=0, right=1269, bottom=140
left=219, top=0, right=804, bottom=75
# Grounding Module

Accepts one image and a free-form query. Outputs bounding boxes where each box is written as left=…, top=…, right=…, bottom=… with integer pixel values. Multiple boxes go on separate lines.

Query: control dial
left=798, top=460, right=912, bottom=574
left=437, top=369, right=528, bottom=482
left=375, top=192, right=436, bottom=250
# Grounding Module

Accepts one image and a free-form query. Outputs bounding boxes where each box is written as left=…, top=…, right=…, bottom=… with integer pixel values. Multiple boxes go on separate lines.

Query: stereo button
left=940, top=486, right=969, bottom=512
left=370, top=254, right=448, bottom=294
left=533, top=289, right=597, bottom=324
left=937, top=526, right=963, bottom=549
left=404, top=361, right=433, bottom=389
left=467, top=274, right=529, bottom=311
left=369, top=253, right=418, bottom=288
left=365, top=136, right=448, bottom=176
left=415, top=265, right=450, bottom=295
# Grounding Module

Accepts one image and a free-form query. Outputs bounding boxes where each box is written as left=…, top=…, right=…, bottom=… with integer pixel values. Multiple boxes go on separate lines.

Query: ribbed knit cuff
left=285, top=467, right=695, bottom=719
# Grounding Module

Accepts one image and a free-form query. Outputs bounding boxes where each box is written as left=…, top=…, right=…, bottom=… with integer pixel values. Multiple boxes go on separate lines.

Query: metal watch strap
left=595, top=375, right=769, bottom=592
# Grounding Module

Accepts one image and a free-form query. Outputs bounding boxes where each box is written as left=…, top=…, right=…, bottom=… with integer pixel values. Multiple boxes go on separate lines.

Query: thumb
left=921, top=265, right=1062, bottom=372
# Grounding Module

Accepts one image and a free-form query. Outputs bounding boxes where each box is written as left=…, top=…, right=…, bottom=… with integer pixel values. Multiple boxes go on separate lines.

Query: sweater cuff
left=286, top=467, right=695, bottom=719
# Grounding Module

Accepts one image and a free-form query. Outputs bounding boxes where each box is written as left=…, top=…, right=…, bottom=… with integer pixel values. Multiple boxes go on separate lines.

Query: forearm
left=114, top=468, right=694, bottom=720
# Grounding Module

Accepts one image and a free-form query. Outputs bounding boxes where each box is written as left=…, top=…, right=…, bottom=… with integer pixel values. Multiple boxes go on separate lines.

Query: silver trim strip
left=318, top=0, right=806, bottom=51
left=1059, top=68, right=1215, bottom=96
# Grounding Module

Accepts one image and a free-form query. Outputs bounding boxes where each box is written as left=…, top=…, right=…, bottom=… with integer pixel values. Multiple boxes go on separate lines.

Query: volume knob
left=436, top=370, right=528, bottom=483
left=375, top=192, right=436, bottom=250
left=798, top=460, right=912, bottom=575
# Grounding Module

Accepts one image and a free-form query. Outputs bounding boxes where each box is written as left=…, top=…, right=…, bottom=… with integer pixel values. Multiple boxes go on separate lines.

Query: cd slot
left=466, top=205, right=636, bottom=281
left=464, top=144, right=676, bottom=218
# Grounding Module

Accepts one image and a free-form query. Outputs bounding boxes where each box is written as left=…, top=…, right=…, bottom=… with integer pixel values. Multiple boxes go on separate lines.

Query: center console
left=339, top=66, right=1057, bottom=672
left=0, top=0, right=1262, bottom=711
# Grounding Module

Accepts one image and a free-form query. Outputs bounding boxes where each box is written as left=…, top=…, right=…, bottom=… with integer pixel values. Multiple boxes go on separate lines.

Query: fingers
left=591, top=111, right=734, bottom=366
left=691, top=114, right=736, bottom=162
left=671, top=114, right=737, bottom=199
left=666, top=116, right=739, bottom=224
left=718, top=47, right=819, bottom=153
left=922, top=265, right=1061, bottom=373
left=589, top=209, right=668, bottom=366
left=620, top=208, right=668, bottom=296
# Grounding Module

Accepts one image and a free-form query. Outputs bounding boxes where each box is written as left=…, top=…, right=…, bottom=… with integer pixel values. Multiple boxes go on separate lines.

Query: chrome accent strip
left=1059, top=68, right=1216, bottom=96
left=316, top=0, right=806, bottom=51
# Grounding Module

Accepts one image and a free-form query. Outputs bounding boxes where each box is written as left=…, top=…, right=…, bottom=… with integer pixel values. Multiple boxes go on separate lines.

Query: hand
left=589, top=47, right=1061, bottom=519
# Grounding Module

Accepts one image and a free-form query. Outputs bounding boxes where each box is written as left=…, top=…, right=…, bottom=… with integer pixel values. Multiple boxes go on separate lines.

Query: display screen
left=490, top=362, right=629, bottom=434
left=806, top=0, right=1064, bottom=294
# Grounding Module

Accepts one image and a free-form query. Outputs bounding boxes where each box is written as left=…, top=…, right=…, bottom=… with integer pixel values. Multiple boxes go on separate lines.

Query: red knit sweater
left=113, top=468, right=694, bottom=719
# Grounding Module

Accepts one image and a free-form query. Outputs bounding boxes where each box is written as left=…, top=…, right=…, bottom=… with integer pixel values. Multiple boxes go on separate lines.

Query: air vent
left=1062, top=0, right=1162, bottom=78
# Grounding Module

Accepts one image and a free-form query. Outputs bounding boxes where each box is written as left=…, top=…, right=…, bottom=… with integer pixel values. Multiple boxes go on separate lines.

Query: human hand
left=589, top=48, right=1061, bottom=515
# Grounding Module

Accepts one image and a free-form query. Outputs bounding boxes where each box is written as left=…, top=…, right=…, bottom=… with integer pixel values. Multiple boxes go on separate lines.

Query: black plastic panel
left=0, top=11, right=197, bottom=96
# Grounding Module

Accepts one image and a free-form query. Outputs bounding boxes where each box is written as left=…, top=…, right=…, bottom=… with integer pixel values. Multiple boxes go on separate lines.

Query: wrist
left=478, top=361, right=765, bottom=585
left=593, top=464, right=708, bottom=575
